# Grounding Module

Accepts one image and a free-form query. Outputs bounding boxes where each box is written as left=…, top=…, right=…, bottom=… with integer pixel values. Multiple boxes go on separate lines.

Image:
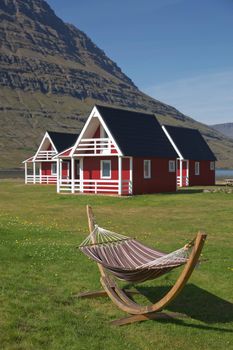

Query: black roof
left=96, top=105, right=178, bottom=158
left=164, top=125, right=217, bottom=161
left=47, top=131, right=79, bottom=153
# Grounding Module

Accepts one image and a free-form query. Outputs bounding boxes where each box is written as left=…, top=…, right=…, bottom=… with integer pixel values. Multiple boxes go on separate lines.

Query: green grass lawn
left=0, top=180, right=232, bottom=350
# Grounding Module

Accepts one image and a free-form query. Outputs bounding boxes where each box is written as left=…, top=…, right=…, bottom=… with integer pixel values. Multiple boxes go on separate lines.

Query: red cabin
left=23, top=131, right=78, bottom=184
left=162, top=125, right=216, bottom=187
left=55, top=105, right=178, bottom=195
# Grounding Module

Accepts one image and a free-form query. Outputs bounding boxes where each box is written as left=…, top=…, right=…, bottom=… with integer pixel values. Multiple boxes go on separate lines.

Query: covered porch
left=177, top=159, right=189, bottom=187
left=23, top=151, right=58, bottom=185
left=56, top=155, right=133, bottom=196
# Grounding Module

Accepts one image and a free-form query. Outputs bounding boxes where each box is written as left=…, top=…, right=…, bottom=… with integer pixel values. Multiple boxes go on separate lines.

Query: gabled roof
left=95, top=105, right=178, bottom=158
left=163, top=125, right=217, bottom=161
left=47, top=131, right=79, bottom=153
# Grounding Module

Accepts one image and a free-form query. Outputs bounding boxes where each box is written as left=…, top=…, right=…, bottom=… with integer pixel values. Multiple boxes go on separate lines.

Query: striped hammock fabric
left=79, top=226, right=194, bottom=283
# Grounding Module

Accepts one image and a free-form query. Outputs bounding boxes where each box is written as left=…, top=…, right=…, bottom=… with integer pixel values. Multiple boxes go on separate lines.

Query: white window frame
left=169, top=160, right=176, bottom=172
left=210, top=161, right=215, bottom=171
left=195, top=161, right=200, bottom=176
left=101, top=160, right=111, bottom=179
left=51, top=162, right=57, bottom=175
left=144, top=160, right=151, bottom=179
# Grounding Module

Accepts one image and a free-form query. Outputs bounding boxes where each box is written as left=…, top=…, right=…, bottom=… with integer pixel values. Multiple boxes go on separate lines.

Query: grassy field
left=0, top=180, right=232, bottom=350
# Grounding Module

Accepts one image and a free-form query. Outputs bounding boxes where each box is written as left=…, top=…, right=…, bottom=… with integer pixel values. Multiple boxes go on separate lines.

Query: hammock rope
left=79, top=226, right=195, bottom=283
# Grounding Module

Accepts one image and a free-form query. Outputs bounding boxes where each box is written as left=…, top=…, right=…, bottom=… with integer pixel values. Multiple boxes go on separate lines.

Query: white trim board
left=162, top=125, right=183, bottom=160
left=53, top=146, right=73, bottom=159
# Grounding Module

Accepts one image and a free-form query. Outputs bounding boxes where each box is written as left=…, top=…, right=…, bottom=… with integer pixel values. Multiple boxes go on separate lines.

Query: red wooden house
left=54, top=105, right=178, bottom=195
left=162, top=125, right=216, bottom=187
left=23, top=131, right=78, bottom=184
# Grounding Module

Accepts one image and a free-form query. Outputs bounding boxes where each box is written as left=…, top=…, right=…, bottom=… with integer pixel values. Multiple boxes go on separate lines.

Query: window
left=51, top=162, right=57, bottom=175
left=101, top=160, right=111, bottom=178
left=195, top=161, right=200, bottom=175
left=144, top=160, right=151, bottom=179
left=210, top=161, right=215, bottom=171
left=169, top=160, right=176, bottom=172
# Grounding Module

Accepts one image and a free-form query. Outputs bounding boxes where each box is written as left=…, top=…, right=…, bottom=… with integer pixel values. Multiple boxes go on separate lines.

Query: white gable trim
left=162, top=125, right=183, bottom=160
left=70, top=106, right=123, bottom=157
left=33, top=132, right=58, bottom=161
left=53, top=146, right=73, bottom=159
left=22, top=156, right=34, bottom=163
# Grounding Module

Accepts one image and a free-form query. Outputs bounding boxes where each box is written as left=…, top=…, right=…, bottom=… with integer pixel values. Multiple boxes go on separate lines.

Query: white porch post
left=57, top=159, right=60, bottom=193
left=129, top=157, right=133, bottom=195
left=176, top=159, right=178, bottom=191
left=186, top=160, right=189, bottom=186
left=25, top=162, right=28, bottom=184
left=71, top=157, right=75, bottom=194
left=39, top=163, right=42, bottom=184
left=118, top=156, right=122, bottom=195
left=179, top=159, right=182, bottom=187
left=33, top=161, right=36, bottom=184
left=80, top=158, right=83, bottom=192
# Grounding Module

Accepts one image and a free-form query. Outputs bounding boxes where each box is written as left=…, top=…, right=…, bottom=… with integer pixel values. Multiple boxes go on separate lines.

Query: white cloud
left=144, top=70, right=233, bottom=124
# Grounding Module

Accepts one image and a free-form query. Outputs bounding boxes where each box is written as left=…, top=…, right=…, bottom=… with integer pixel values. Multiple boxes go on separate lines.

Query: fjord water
left=216, top=169, right=233, bottom=179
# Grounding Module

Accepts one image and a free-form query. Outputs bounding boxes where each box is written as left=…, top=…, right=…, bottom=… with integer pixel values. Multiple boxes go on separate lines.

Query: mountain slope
left=211, top=123, right=233, bottom=140
left=0, top=0, right=233, bottom=168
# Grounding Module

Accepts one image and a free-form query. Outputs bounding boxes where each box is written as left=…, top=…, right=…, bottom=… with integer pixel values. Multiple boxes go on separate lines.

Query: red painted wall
left=83, top=157, right=130, bottom=180
left=132, top=158, right=177, bottom=194
left=41, top=162, right=56, bottom=184
left=82, top=157, right=176, bottom=194
left=41, top=161, right=71, bottom=181
left=83, top=156, right=130, bottom=194
left=61, top=161, right=70, bottom=179
left=189, top=160, right=215, bottom=186
left=83, top=156, right=117, bottom=180
left=42, top=162, right=52, bottom=175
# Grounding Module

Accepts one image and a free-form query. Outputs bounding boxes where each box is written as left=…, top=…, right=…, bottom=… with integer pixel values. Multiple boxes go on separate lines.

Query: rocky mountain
left=0, top=0, right=233, bottom=169
left=211, top=123, right=233, bottom=140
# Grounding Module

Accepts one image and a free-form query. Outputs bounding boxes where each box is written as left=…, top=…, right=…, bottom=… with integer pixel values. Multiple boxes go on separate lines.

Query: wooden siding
left=132, top=158, right=177, bottom=194
left=189, top=160, right=215, bottom=186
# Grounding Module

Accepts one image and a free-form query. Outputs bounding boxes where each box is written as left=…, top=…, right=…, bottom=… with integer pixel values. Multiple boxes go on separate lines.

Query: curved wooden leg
left=77, top=289, right=140, bottom=299
left=111, top=311, right=188, bottom=326
left=77, top=290, right=109, bottom=298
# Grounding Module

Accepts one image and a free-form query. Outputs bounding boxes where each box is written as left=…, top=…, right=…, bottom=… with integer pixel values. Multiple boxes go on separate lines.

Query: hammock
left=79, top=226, right=194, bottom=283
left=78, top=206, right=207, bottom=326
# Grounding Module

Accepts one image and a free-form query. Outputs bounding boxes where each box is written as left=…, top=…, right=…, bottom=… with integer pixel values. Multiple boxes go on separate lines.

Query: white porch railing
left=74, top=138, right=116, bottom=156
left=177, top=176, right=189, bottom=187
left=26, top=175, right=57, bottom=184
left=58, top=179, right=132, bottom=195
left=35, top=151, right=57, bottom=161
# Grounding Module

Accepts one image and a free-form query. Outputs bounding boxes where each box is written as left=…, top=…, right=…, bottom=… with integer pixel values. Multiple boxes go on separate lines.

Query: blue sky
left=47, top=0, right=233, bottom=124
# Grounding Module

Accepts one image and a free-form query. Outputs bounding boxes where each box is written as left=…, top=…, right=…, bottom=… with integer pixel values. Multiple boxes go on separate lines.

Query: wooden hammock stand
left=78, top=205, right=207, bottom=326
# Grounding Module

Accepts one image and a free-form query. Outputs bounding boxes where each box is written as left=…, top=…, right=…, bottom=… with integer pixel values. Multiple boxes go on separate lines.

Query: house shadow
left=126, top=283, right=233, bottom=331
left=174, top=189, right=204, bottom=195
